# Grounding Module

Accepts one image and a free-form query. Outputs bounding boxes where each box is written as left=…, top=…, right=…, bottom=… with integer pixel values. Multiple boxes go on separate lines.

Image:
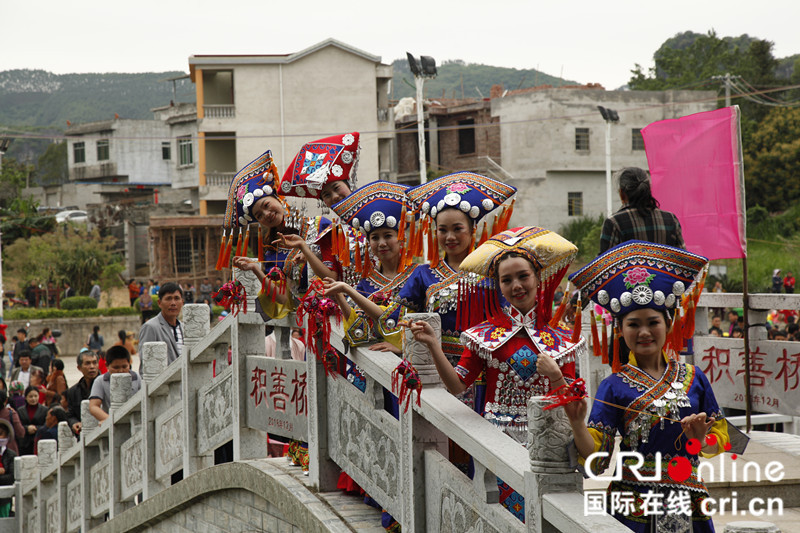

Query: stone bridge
left=4, top=273, right=798, bottom=532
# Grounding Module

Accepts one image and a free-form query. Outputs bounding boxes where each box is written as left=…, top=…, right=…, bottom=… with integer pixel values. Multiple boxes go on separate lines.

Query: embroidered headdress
left=216, top=150, right=282, bottom=270
left=280, top=132, right=360, bottom=198
left=405, top=172, right=517, bottom=268
left=457, top=226, right=578, bottom=331
left=569, top=241, right=708, bottom=370
left=331, top=180, right=415, bottom=277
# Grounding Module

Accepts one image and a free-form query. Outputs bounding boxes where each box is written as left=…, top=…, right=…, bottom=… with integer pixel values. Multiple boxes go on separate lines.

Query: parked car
left=55, top=210, right=88, bottom=224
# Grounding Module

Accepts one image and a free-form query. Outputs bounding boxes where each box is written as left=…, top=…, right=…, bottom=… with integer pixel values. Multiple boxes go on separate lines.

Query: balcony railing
left=205, top=172, right=235, bottom=187
left=203, top=105, right=236, bottom=119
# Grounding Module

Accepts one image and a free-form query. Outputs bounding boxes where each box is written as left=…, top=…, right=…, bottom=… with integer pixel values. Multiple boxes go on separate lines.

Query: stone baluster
left=81, top=400, right=99, bottom=434
left=37, top=439, right=58, bottom=470
left=525, top=396, right=582, bottom=530
left=110, top=372, right=134, bottom=412
left=183, top=303, right=211, bottom=350
left=58, top=421, right=75, bottom=451
left=14, top=454, right=39, bottom=483
left=230, top=266, right=269, bottom=462
left=402, top=312, right=443, bottom=387
left=182, top=304, right=214, bottom=475
left=140, top=341, right=168, bottom=384
left=399, top=312, right=447, bottom=532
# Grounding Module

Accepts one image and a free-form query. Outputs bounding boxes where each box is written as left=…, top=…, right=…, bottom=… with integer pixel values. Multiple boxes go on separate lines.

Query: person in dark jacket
left=0, top=391, right=24, bottom=455
left=0, top=420, right=17, bottom=517
left=65, top=349, right=99, bottom=437
left=34, top=405, right=68, bottom=453
left=15, top=386, right=48, bottom=455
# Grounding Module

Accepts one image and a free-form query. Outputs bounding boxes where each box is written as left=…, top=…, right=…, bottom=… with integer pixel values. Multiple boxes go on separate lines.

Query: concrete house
left=491, top=87, right=717, bottom=231
left=188, top=38, right=395, bottom=215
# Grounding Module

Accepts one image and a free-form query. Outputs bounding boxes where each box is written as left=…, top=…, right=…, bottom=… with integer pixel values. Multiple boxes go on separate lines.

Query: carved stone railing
left=11, top=267, right=621, bottom=532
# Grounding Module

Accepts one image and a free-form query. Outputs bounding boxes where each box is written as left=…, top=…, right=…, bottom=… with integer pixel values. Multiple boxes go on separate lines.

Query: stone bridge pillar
left=525, top=396, right=582, bottom=531
left=232, top=266, right=268, bottom=461
left=182, top=303, right=214, bottom=476
left=399, top=312, right=447, bottom=533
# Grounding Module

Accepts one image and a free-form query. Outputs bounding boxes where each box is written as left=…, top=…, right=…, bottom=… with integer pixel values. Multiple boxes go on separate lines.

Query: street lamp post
left=597, top=106, right=619, bottom=217
left=407, top=53, right=437, bottom=184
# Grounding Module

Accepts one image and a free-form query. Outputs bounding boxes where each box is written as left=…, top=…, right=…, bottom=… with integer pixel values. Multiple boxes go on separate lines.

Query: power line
left=3, top=82, right=800, bottom=144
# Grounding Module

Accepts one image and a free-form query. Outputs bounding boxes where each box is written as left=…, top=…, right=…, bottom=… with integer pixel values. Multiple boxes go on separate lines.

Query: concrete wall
left=5, top=314, right=142, bottom=358
left=492, top=88, right=717, bottom=231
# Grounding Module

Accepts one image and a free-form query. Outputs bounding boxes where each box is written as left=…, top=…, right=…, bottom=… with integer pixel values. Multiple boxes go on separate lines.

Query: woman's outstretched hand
left=681, top=412, right=715, bottom=442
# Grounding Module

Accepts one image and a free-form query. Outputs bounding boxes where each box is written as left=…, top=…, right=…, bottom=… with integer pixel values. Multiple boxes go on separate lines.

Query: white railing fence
left=10, top=267, right=625, bottom=532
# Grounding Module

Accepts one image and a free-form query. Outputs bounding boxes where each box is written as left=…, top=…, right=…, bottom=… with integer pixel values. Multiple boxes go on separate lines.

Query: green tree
left=743, top=107, right=800, bottom=211
left=35, top=141, right=67, bottom=186
left=0, top=157, right=31, bottom=208
left=5, top=225, right=123, bottom=296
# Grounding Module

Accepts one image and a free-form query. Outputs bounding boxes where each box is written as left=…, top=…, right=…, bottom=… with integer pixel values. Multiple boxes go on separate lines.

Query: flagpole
left=733, top=105, right=752, bottom=433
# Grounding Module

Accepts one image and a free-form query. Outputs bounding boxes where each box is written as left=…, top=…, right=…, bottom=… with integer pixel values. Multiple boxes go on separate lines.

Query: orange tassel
left=489, top=213, right=499, bottom=237
left=549, top=289, right=569, bottom=328
left=570, top=294, right=582, bottom=343
left=363, top=246, right=373, bottom=278
left=500, top=199, right=515, bottom=232
left=475, top=221, right=488, bottom=247
left=215, top=229, right=227, bottom=270
left=430, top=224, right=440, bottom=269
left=354, top=236, right=362, bottom=273
left=398, top=206, right=407, bottom=247
left=612, top=325, right=622, bottom=373
left=407, top=216, right=416, bottom=261
left=222, top=233, right=234, bottom=267
left=258, top=226, right=264, bottom=261
left=234, top=228, right=243, bottom=258
left=590, top=309, right=601, bottom=356
left=601, top=318, right=609, bottom=364
left=415, top=218, right=425, bottom=258
left=341, top=227, right=351, bottom=268
left=426, top=219, right=436, bottom=264
left=242, top=226, right=251, bottom=257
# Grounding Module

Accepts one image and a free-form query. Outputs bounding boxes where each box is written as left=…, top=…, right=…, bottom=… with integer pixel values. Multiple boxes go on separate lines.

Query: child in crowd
left=88, top=346, right=141, bottom=422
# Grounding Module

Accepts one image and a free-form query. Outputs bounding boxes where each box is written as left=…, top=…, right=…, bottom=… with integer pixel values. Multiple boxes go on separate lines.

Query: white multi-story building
left=188, top=38, right=395, bottom=215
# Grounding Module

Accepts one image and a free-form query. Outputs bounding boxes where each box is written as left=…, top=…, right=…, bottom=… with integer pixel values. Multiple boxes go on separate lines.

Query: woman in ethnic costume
left=409, top=226, right=585, bottom=522
left=325, top=181, right=420, bottom=384
left=379, top=172, right=517, bottom=411
left=566, top=241, right=748, bottom=533
left=324, top=180, right=418, bottom=532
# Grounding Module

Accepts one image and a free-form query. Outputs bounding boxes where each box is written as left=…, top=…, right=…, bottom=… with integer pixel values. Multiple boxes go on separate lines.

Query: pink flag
left=642, top=106, right=746, bottom=260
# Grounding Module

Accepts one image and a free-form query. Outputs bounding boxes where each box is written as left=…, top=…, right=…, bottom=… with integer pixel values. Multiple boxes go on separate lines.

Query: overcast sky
left=4, top=1, right=799, bottom=90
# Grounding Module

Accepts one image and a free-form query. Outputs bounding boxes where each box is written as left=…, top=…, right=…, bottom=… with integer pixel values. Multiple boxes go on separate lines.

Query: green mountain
left=0, top=70, right=195, bottom=163
left=389, top=58, right=579, bottom=100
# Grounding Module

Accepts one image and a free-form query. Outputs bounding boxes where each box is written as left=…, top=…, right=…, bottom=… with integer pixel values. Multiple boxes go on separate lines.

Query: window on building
left=458, top=119, right=476, bottom=155
left=178, top=137, right=193, bottom=166
left=631, top=128, right=645, bottom=151
left=162, top=142, right=172, bottom=160
left=568, top=192, right=583, bottom=217
left=73, top=142, right=85, bottom=164
left=174, top=232, right=203, bottom=274
left=97, top=139, right=110, bottom=161
left=575, top=128, right=590, bottom=151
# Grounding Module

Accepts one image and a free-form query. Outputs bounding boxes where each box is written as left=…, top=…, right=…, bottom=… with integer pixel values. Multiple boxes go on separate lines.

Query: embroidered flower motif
left=342, top=133, right=355, bottom=146
left=490, top=327, right=506, bottom=340
left=447, top=182, right=471, bottom=194
left=236, top=184, right=247, bottom=201
left=623, top=267, right=655, bottom=289
left=539, top=331, right=555, bottom=347
left=331, top=164, right=343, bottom=177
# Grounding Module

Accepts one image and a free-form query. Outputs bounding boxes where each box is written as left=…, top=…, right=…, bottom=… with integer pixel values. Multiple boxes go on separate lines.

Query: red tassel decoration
left=590, top=309, right=601, bottom=357
left=215, top=229, right=227, bottom=271
left=683, top=298, right=696, bottom=340
left=476, top=221, right=488, bottom=247
left=570, top=294, right=582, bottom=343
left=601, top=318, right=609, bottom=364
left=612, top=323, right=622, bottom=373
left=549, top=286, right=569, bottom=329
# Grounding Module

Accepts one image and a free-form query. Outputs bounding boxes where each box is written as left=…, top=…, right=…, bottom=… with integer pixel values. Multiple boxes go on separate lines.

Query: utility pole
left=712, top=73, right=738, bottom=107
left=597, top=106, right=620, bottom=217
left=407, top=53, right=438, bottom=184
